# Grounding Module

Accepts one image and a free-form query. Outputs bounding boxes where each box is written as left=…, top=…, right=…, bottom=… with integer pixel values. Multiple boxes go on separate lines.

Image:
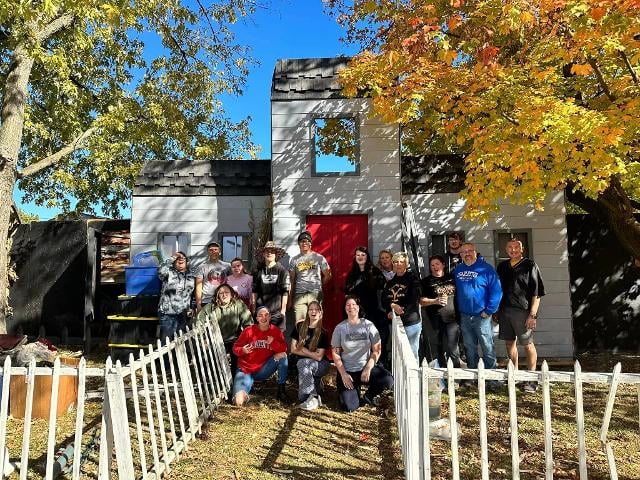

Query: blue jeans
left=232, top=356, right=289, bottom=395
left=159, top=312, right=187, bottom=341
left=460, top=314, right=496, bottom=369
left=404, top=322, right=422, bottom=363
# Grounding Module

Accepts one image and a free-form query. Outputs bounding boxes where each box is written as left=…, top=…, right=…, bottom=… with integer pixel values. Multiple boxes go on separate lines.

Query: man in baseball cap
left=289, top=231, right=331, bottom=323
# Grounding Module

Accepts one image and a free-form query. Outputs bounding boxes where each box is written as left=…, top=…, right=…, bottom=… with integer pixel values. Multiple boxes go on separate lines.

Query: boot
left=277, top=384, right=291, bottom=404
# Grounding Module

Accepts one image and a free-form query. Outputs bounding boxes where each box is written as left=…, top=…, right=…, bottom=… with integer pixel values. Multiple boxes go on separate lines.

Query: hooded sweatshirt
left=453, top=257, right=503, bottom=316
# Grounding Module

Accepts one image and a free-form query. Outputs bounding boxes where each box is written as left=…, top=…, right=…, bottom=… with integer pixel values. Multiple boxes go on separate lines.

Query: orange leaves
left=408, top=17, right=424, bottom=28
left=447, top=14, right=463, bottom=31
left=478, top=44, right=500, bottom=66
left=450, top=0, right=464, bottom=7
left=570, top=63, right=593, bottom=75
left=590, top=7, right=606, bottom=21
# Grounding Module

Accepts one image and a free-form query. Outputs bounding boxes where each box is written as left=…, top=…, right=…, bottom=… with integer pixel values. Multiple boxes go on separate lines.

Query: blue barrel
left=125, top=266, right=161, bottom=296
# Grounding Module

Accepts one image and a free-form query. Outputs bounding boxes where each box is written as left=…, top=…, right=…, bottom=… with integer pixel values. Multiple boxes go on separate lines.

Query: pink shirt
left=226, top=273, right=253, bottom=308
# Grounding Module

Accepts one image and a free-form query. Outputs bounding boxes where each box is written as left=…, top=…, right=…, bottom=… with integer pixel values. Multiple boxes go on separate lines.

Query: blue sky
left=16, top=1, right=358, bottom=220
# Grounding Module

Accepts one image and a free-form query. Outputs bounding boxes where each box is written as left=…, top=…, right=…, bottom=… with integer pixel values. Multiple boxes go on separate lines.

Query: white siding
left=271, top=97, right=403, bottom=259
left=131, top=195, right=269, bottom=267
left=406, top=190, right=574, bottom=358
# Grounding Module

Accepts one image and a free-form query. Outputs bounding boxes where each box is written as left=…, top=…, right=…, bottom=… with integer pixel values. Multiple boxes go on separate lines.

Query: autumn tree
left=0, top=0, right=260, bottom=330
left=327, top=0, right=640, bottom=260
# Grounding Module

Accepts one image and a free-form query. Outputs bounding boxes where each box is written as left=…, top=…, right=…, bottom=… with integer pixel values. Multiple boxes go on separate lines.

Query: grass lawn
left=164, top=382, right=404, bottom=480
left=164, top=375, right=639, bottom=480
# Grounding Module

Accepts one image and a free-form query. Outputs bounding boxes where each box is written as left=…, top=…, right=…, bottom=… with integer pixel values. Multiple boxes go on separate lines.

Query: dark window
left=157, top=232, right=190, bottom=259
left=312, top=117, right=359, bottom=176
left=221, top=234, right=251, bottom=263
left=493, top=230, right=532, bottom=264
left=429, top=231, right=466, bottom=257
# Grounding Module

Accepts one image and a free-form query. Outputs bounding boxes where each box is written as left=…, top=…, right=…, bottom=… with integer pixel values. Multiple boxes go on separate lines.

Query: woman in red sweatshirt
left=232, top=306, right=289, bottom=406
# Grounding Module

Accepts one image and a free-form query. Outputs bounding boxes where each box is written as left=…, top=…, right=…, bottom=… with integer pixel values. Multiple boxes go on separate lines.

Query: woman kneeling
left=291, top=301, right=330, bottom=410
left=232, top=306, right=289, bottom=406
left=332, top=295, right=394, bottom=412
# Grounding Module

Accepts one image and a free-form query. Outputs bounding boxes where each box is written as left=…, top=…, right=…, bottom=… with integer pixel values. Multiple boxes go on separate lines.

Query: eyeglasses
left=218, top=290, right=231, bottom=296
left=459, top=249, right=476, bottom=254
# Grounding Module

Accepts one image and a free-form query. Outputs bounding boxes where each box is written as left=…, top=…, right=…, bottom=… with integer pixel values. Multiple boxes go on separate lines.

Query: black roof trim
left=134, top=160, right=271, bottom=196
left=271, top=57, right=352, bottom=100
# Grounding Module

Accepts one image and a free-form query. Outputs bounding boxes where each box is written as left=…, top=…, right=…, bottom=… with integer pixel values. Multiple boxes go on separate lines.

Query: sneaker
left=523, top=382, right=539, bottom=394
left=362, top=393, right=380, bottom=407
left=300, top=395, right=321, bottom=411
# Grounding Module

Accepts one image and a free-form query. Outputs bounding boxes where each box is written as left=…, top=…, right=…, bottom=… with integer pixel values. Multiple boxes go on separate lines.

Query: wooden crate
left=9, top=357, right=80, bottom=419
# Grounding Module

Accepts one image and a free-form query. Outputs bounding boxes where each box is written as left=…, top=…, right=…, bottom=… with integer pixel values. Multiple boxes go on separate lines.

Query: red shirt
left=232, top=324, right=288, bottom=374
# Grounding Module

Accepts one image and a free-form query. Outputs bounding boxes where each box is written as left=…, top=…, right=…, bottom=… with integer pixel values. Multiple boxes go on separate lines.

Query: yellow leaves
left=570, top=63, right=593, bottom=75
left=444, top=49, right=457, bottom=65
left=520, top=10, right=536, bottom=25
left=100, top=3, right=120, bottom=25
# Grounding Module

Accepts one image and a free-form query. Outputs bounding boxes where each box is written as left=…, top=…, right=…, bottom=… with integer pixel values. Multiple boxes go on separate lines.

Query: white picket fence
left=391, top=315, right=640, bottom=480
left=0, top=317, right=230, bottom=479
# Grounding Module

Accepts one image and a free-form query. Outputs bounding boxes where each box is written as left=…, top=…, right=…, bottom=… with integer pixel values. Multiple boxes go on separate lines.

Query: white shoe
left=300, top=395, right=321, bottom=411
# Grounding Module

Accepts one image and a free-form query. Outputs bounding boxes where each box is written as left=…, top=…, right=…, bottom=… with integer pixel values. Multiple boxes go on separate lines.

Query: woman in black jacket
left=344, top=246, right=388, bottom=363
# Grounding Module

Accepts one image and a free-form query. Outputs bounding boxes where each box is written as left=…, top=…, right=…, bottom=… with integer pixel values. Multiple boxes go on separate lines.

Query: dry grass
left=164, top=382, right=403, bottom=480
left=164, top=375, right=639, bottom=480
left=2, top=352, right=638, bottom=479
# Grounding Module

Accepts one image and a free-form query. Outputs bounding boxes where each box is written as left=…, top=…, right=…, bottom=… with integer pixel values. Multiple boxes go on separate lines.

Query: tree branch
left=587, top=56, right=616, bottom=102
left=618, top=49, right=639, bottom=86
left=35, top=13, right=75, bottom=43
left=18, top=125, right=98, bottom=178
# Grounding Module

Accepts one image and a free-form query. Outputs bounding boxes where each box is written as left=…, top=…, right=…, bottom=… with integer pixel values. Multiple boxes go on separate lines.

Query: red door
left=306, top=214, right=368, bottom=337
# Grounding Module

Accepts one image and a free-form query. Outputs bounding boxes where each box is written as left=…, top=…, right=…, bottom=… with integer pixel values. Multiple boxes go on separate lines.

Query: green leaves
left=2, top=0, right=257, bottom=217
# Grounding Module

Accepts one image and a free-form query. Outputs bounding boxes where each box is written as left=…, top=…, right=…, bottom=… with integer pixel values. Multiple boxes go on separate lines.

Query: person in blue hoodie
left=453, top=243, right=502, bottom=371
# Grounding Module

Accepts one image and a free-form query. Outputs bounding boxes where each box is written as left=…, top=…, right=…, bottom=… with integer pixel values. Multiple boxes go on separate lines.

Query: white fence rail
left=391, top=315, right=640, bottom=480
left=0, top=318, right=230, bottom=479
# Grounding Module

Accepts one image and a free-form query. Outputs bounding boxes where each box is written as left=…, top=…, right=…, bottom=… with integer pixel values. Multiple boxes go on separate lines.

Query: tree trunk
left=567, top=176, right=640, bottom=263
left=0, top=46, right=35, bottom=332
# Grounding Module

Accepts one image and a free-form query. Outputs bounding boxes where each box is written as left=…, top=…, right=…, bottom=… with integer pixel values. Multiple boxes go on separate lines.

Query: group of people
left=156, top=229, right=545, bottom=413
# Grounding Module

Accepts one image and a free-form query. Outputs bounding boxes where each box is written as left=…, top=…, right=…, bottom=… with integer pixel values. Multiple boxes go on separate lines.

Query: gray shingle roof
left=401, top=155, right=466, bottom=194
left=134, top=160, right=271, bottom=196
left=271, top=57, right=352, bottom=100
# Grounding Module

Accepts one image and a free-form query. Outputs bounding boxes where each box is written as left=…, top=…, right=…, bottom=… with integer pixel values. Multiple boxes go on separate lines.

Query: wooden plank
left=574, top=361, right=588, bottom=480
left=97, top=358, right=114, bottom=480
left=128, top=353, right=148, bottom=479
left=157, top=339, right=178, bottom=462
left=477, top=359, right=489, bottom=480
left=185, top=327, right=208, bottom=417
left=191, top=328, right=214, bottom=413
left=175, top=331, right=199, bottom=436
left=204, top=322, right=227, bottom=402
left=421, top=360, right=431, bottom=480
left=507, top=361, right=520, bottom=480
left=45, top=357, right=61, bottom=479
left=0, top=357, right=11, bottom=477
left=147, top=345, right=170, bottom=474
left=109, top=361, right=135, bottom=479
left=71, top=358, right=87, bottom=480
left=447, top=359, right=460, bottom=480
left=166, top=341, right=188, bottom=445
left=600, top=363, right=622, bottom=480
left=19, top=359, right=36, bottom=480
left=107, top=315, right=159, bottom=321
left=541, top=362, right=553, bottom=480
left=140, top=351, right=161, bottom=476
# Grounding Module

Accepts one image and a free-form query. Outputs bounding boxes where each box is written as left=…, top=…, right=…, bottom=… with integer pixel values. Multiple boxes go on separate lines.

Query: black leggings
left=336, top=365, right=394, bottom=412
